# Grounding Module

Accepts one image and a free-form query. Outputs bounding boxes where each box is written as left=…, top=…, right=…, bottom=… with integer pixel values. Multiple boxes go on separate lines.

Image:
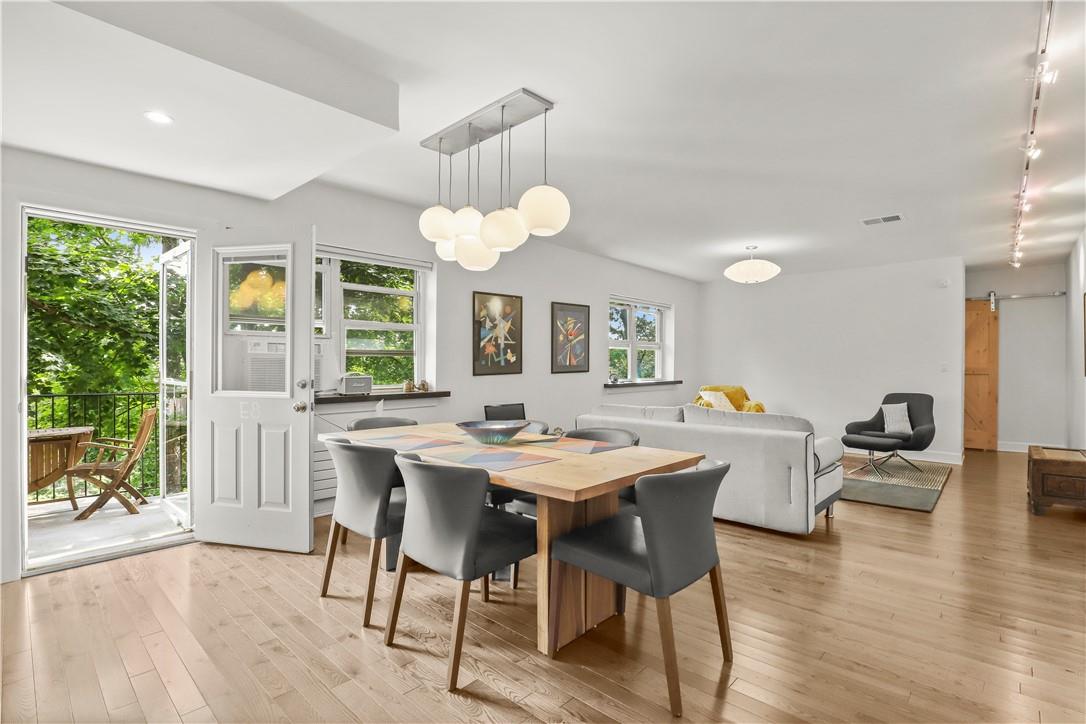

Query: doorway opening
left=23, top=209, right=193, bottom=572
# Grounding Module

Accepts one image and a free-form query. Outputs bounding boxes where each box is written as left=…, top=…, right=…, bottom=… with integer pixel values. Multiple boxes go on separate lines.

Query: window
left=313, top=257, right=330, bottom=337
left=337, top=258, right=420, bottom=389
left=225, top=258, right=288, bottom=333
left=608, top=297, right=667, bottom=382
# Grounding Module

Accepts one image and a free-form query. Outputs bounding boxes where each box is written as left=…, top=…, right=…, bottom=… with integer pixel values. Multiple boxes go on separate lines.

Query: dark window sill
left=314, top=390, right=451, bottom=405
left=603, top=379, right=684, bottom=389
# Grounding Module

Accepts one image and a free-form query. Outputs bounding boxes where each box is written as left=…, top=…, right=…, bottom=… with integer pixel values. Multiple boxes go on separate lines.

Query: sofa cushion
left=813, top=437, right=844, bottom=474
left=682, top=404, right=813, bottom=433
left=699, top=390, right=736, bottom=411
left=594, top=404, right=684, bottom=422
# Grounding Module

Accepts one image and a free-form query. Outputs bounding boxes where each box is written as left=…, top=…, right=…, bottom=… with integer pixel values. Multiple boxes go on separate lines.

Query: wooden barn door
left=964, top=299, right=999, bottom=450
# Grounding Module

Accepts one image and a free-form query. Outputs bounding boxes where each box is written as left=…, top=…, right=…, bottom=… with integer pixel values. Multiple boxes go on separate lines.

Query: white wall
left=0, top=147, right=703, bottom=581
left=1068, top=232, right=1086, bottom=449
left=699, top=257, right=966, bottom=463
left=965, top=263, right=1068, bottom=451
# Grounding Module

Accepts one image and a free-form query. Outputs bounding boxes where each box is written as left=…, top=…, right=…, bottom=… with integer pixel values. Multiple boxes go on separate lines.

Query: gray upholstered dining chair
left=548, top=459, right=732, bottom=717
left=482, top=405, right=548, bottom=509
left=347, top=416, right=418, bottom=431
left=320, top=438, right=407, bottom=628
left=385, top=454, right=537, bottom=691
left=338, top=416, right=416, bottom=546
left=483, top=402, right=526, bottom=420
left=509, top=427, right=641, bottom=517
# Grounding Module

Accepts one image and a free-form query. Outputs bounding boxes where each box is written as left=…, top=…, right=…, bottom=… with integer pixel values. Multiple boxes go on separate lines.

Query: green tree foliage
left=26, top=218, right=172, bottom=394
left=340, top=260, right=416, bottom=386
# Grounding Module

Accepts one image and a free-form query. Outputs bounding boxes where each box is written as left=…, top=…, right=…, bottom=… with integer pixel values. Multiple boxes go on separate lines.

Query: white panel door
left=192, top=225, right=313, bottom=552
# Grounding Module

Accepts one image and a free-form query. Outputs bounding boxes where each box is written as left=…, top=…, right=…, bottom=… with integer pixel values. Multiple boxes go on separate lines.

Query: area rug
left=841, top=457, right=952, bottom=512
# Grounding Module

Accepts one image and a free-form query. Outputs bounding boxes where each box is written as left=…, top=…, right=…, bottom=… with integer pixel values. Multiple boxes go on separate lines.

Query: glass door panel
left=160, top=242, right=191, bottom=528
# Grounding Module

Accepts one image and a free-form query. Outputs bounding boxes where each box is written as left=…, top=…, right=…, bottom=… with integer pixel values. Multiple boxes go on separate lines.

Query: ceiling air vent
left=861, top=214, right=903, bottom=226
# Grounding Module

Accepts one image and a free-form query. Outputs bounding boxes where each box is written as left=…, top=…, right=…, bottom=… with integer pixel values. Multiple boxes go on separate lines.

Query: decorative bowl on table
left=456, top=420, right=530, bottom=445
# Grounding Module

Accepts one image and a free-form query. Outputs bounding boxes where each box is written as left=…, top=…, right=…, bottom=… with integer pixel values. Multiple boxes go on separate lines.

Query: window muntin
left=608, top=298, right=666, bottom=382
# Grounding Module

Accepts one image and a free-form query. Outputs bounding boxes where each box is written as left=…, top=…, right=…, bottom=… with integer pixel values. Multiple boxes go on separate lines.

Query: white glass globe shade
left=517, top=185, right=570, bottom=236
left=480, top=208, right=529, bottom=251
left=418, top=204, right=454, bottom=242
left=435, top=238, right=457, bottom=261
left=723, top=258, right=781, bottom=284
left=454, top=236, right=499, bottom=271
left=452, top=205, right=484, bottom=241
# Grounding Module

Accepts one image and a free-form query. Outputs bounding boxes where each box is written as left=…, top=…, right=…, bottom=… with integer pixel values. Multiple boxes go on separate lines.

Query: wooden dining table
left=28, top=426, right=94, bottom=508
left=319, top=422, right=704, bottom=655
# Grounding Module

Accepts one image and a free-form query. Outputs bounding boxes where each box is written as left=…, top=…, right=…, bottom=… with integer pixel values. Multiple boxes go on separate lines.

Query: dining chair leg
left=340, top=526, right=349, bottom=545
left=384, top=551, right=411, bottom=646
left=708, top=565, right=733, bottom=662
left=480, top=573, right=490, bottom=602
left=65, top=474, right=78, bottom=511
left=512, top=561, right=520, bottom=589
left=320, top=521, right=342, bottom=597
left=447, top=579, right=472, bottom=691
left=362, top=537, right=383, bottom=627
left=655, top=596, right=683, bottom=717
left=547, top=561, right=564, bottom=657
left=616, top=583, right=627, bottom=615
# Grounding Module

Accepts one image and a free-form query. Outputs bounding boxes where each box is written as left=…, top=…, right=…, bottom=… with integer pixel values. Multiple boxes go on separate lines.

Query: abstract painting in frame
left=473, top=291, right=523, bottom=375
left=551, top=301, right=590, bottom=373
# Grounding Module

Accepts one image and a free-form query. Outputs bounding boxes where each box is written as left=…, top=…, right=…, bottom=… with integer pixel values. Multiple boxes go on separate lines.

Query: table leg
left=536, top=496, right=582, bottom=655
left=535, top=492, right=620, bottom=656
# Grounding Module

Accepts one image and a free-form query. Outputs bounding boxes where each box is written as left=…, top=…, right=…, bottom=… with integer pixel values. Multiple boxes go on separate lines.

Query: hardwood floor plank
left=1, top=451, right=1082, bottom=723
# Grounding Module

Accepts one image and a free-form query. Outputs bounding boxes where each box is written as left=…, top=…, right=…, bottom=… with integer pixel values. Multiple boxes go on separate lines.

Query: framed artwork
left=473, top=291, right=523, bottom=375
left=552, top=302, right=590, bottom=373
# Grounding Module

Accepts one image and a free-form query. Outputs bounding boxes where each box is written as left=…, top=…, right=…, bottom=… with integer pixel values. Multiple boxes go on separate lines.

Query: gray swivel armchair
left=549, top=460, right=732, bottom=717
left=385, top=454, right=537, bottom=691
left=842, top=393, right=936, bottom=478
left=321, top=438, right=407, bottom=628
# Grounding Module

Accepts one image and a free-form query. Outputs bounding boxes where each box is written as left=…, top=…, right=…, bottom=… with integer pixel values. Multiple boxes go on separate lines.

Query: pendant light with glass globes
left=518, top=110, right=571, bottom=237
left=417, top=88, right=569, bottom=270
left=723, top=245, right=781, bottom=284
left=453, top=134, right=499, bottom=271
left=480, top=106, right=529, bottom=252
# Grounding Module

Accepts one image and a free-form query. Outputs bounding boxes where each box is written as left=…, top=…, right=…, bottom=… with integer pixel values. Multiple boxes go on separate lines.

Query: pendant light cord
left=507, top=124, right=513, bottom=206
left=543, top=110, right=548, bottom=185
left=466, top=123, right=472, bottom=207
left=476, top=138, right=481, bottom=209
left=499, top=106, right=505, bottom=208
left=437, top=138, right=443, bottom=206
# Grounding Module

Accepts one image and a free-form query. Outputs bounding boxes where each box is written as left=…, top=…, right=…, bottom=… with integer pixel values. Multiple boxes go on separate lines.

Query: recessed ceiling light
left=143, top=110, right=174, bottom=125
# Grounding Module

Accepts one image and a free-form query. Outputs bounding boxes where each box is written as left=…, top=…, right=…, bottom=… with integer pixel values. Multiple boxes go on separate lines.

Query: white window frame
left=608, top=296, right=668, bottom=382
left=313, top=257, right=331, bottom=339
left=319, top=250, right=429, bottom=391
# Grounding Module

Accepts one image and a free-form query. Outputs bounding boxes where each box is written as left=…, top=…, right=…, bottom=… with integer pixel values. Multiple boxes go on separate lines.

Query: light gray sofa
left=576, top=404, right=843, bottom=535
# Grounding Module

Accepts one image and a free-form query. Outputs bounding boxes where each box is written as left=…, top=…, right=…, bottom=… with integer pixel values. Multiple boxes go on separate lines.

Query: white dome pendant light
left=455, top=135, right=498, bottom=271
left=724, top=245, right=781, bottom=284
left=482, top=106, right=529, bottom=252
left=418, top=138, right=454, bottom=243
left=518, top=110, right=570, bottom=237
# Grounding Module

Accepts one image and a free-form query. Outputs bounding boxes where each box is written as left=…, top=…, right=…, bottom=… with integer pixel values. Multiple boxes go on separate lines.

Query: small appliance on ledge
left=457, top=420, right=529, bottom=445
left=338, top=373, right=373, bottom=395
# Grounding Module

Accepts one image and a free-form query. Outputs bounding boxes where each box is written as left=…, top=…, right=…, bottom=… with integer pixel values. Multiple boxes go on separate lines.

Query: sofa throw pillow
left=881, top=403, right=913, bottom=435
left=699, top=390, right=736, bottom=411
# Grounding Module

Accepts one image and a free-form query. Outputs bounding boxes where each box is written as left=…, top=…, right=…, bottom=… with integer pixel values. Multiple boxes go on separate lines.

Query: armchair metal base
left=849, top=450, right=923, bottom=479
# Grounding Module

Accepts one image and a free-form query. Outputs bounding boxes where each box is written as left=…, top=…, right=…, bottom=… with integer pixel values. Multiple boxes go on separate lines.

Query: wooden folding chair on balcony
left=67, top=408, right=158, bottom=521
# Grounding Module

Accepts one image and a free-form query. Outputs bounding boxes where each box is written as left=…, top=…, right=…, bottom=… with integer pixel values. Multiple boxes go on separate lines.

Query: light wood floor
left=2, top=451, right=1083, bottom=723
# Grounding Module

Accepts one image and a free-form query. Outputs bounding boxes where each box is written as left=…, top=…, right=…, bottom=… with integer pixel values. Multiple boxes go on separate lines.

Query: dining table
left=319, top=421, right=704, bottom=655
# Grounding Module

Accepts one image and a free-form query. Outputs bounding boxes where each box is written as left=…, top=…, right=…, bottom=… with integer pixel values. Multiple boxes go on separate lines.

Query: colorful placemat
left=524, top=437, right=629, bottom=455
left=363, top=434, right=462, bottom=452
left=425, top=445, right=558, bottom=471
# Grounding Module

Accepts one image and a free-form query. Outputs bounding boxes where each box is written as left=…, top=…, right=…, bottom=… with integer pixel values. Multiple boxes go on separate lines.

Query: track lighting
left=1022, top=140, right=1042, bottom=160
left=1036, top=52, right=1059, bottom=84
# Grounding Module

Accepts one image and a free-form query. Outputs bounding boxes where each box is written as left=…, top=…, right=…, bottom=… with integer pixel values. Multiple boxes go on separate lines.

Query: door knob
left=292, top=401, right=308, bottom=413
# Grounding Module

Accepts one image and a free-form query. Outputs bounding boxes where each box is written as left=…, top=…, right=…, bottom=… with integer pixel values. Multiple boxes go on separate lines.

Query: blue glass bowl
left=456, top=420, right=529, bottom=445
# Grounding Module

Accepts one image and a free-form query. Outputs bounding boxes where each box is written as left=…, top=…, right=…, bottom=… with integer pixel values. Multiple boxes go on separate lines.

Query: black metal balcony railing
left=28, top=392, right=161, bottom=504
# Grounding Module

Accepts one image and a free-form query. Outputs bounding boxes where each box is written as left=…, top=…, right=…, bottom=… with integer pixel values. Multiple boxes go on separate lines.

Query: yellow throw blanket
left=693, top=385, right=766, bottom=413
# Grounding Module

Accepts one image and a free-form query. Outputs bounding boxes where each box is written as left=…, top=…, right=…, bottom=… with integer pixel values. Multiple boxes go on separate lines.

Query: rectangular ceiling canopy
left=420, top=88, right=553, bottom=155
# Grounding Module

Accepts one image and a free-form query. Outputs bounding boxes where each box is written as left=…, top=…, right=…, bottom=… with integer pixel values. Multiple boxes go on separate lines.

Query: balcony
left=26, top=391, right=190, bottom=570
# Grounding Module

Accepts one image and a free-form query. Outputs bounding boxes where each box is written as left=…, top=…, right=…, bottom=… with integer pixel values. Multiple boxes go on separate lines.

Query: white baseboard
left=997, top=440, right=1065, bottom=453
left=844, top=447, right=963, bottom=466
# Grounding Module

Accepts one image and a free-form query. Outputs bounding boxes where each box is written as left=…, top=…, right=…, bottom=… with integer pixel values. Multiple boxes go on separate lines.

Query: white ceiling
left=1, top=2, right=397, bottom=200
left=271, top=1, right=1086, bottom=280
left=3, top=2, right=1083, bottom=280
